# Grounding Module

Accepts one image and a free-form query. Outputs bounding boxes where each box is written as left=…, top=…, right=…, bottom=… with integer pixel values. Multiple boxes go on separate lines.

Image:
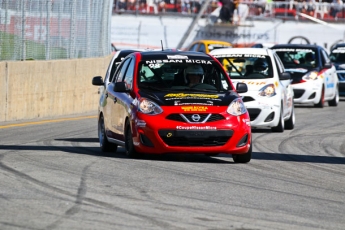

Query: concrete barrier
left=0, top=56, right=112, bottom=122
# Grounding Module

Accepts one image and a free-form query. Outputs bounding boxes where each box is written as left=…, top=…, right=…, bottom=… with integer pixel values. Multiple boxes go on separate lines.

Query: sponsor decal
left=213, top=54, right=266, bottom=58
left=164, top=93, right=220, bottom=100
left=237, top=80, right=267, bottom=85
left=274, top=48, right=314, bottom=52
left=326, top=82, right=335, bottom=88
left=176, top=126, right=217, bottom=130
left=167, top=55, right=189, bottom=59
left=181, top=106, right=208, bottom=112
left=146, top=60, right=212, bottom=64
left=242, top=118, right=251, bottom=126
left=286, top=68, right=308, bottom=73
left=174, top=100, right=214, bottom=105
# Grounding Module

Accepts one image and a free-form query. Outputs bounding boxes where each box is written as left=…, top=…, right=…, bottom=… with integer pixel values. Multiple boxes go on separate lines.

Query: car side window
left=113, top=58, right=131, bottom=83
left=123, top=58, right=135, bottom=90
left=273, top=53, right=284, bottom=74
left=198, top=43, right=206, bottom=53
left=321, top=49, right=330, bottom=65
left=189, top=43, right=199, bottom=51
left=104, top=56, right=117, bottom=85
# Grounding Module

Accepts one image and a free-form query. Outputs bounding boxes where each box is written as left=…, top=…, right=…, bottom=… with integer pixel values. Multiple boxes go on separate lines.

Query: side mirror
left=236, top=82, right=248, bottom=93
left=114, top=82, right=130, bottom=92
left=280, top=72, right=291, bottom=80
left=92, top=76, right=104, bottom=86
left=324, top=62, right=332, bottom=69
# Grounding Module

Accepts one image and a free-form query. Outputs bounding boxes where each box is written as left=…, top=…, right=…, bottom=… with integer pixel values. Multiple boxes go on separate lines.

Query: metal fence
left=0, top=0, right=112, bottom=61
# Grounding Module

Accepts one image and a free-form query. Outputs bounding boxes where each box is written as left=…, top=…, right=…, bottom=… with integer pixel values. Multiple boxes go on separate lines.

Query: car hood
left=284, top=67, right=320, bottom=84
left=334, top=63, right=345, bottom=70
left=138, top=90, right=240, bottom=106
left=231, top=79, right=276, bottom=91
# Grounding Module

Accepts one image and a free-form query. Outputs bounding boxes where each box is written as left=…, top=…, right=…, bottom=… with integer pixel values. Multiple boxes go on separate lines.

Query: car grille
left=166, top=113, right=225, bottom=123
left=293, top=89, right=305, bottom=99
left=247, top=108, right=261, bottom=121
left=158, top=130, right=233, bottom=147
left=288, top=72, right=305, bottom=84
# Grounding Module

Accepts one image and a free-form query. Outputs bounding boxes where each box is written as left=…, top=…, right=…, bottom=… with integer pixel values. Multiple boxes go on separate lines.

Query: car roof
left=209, top=47, right=270, bottom=56
left=191, top=40, right=232, bottom=46
left=137, top=50, right=213, bottom=61
left=331, top=43, right=345, bottom=51
left=271, top=44, right=321, bottom=50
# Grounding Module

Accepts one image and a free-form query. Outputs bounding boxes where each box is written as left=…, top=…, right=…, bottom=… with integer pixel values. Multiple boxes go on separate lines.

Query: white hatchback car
left=210, top=48, right=295, bottom=132
left=271, top=44, right=339, bottom=108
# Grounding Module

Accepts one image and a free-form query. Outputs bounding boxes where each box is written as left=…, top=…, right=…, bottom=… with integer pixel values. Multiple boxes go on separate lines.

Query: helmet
left=253, top=59, right=268, bottom=72
left=184, top=65, right=204, bottom=75
left=184, top=65, right=204, bottom=84
left=305, top=52, right=315, bottom=61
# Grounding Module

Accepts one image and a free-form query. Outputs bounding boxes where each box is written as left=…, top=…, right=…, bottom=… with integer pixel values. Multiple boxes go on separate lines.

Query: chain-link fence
left=0, top=0, right=112, bottom=61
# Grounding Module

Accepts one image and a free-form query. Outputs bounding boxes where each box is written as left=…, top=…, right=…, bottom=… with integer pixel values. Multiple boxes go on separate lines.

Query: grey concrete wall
left=0, top=56, right=112, bottom=122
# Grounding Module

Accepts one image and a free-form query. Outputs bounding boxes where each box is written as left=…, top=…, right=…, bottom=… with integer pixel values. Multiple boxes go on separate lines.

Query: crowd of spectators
left=113, top=0, right=344, bottom=21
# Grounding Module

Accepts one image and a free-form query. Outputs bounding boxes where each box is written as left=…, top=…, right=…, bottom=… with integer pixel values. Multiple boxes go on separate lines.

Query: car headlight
left=227, top=98, right=247, bottom=116
left=138, top=98, right=163, bottom=115
left=258, top=84, right=276, bottom=97
left=303, top=71, right=320, bottom=80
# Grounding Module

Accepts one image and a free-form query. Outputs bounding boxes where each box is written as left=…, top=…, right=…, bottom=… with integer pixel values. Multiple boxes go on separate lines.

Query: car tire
left=284, top=102, right=295, bottom=130
left=314, top=87, right=325, bottom=108
left=328, top=85, right=339, bottom=107
left=232, top=143, right=252, bottom=163
left=98, top=115, right=118, bottom=152
left=125, top=123, right=139, bottom=158
left=271, top=106, right=284, bottom=132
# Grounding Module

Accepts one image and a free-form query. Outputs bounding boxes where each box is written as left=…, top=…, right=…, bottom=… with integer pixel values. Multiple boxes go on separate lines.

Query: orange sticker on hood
left=181, top=106, right=208, bottom=112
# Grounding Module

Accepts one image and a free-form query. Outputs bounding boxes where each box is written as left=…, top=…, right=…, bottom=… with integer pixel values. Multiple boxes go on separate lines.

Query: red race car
left=92, top=50, right=252, bottom=163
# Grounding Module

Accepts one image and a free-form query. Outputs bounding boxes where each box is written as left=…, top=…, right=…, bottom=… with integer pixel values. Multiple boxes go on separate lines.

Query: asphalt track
left=1, top=101, right=345, bottom=230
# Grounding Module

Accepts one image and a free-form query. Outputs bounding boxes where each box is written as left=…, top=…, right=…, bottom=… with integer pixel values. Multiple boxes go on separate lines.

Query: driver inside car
left=184, top=65, right=204, bottom=87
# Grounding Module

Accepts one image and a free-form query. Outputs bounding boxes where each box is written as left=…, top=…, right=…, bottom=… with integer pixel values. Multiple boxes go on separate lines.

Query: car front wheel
left=232, top=143, right=252, bottom=163
left=315, top=87, right=325, bottom=108
left=98, top=115, right=118, bottom=152
left=285, top=102, right=295, bottom=130
left=328, top=85, right=339, bottom=106
left=125, top=123, right=139, bottom=158
left=272, top=105, right=284, bottom=132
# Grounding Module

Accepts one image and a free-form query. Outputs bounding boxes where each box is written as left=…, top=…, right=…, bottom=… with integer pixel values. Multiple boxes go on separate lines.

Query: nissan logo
left=191, top=114, right=201, bottom=122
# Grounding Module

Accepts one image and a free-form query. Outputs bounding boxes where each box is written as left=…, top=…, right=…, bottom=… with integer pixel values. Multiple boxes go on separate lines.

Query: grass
left=0, top=31, right=68, bottom=61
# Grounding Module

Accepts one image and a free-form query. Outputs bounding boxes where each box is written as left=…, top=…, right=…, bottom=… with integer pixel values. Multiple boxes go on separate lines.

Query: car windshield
left=330, top=47, right=345, bottom=63
left=214, top=55, right=273, bottom=79
left=273, top=48, right=318, bottom=69
left=137, top=60, right=233, bottom=92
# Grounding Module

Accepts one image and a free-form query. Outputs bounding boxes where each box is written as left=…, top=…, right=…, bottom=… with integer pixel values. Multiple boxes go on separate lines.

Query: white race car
left=210, top=48, right=295, bottom=132
left=271, top=44, right=339, bottom=107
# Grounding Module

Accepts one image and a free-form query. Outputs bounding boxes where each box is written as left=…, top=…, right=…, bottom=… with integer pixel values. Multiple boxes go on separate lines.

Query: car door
left=105, top=57, right=132, bottom=140
left=110, top=56, right=135, bottom=142
left=321, top=49, right=337, bottom=98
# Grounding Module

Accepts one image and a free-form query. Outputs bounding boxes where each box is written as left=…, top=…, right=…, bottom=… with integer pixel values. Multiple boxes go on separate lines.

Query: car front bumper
left=131, top=107, right=251, bottom=155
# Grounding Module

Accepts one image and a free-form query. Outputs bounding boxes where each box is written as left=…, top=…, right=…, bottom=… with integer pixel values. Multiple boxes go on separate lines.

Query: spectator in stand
left=182, top=0, right=191, bottom=13
left=330, top=0, right=344, bottom=19
left=116, top=0, right=127, bottom=10
left=156, top=0, right=167, bottom=12
left=255, top=0, right=267, bottom=16
left=191, top=0, right=202, bottom=13
left=219, top=0, right=237, bottom=23
left=297, top=0, right=316, bottom=15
